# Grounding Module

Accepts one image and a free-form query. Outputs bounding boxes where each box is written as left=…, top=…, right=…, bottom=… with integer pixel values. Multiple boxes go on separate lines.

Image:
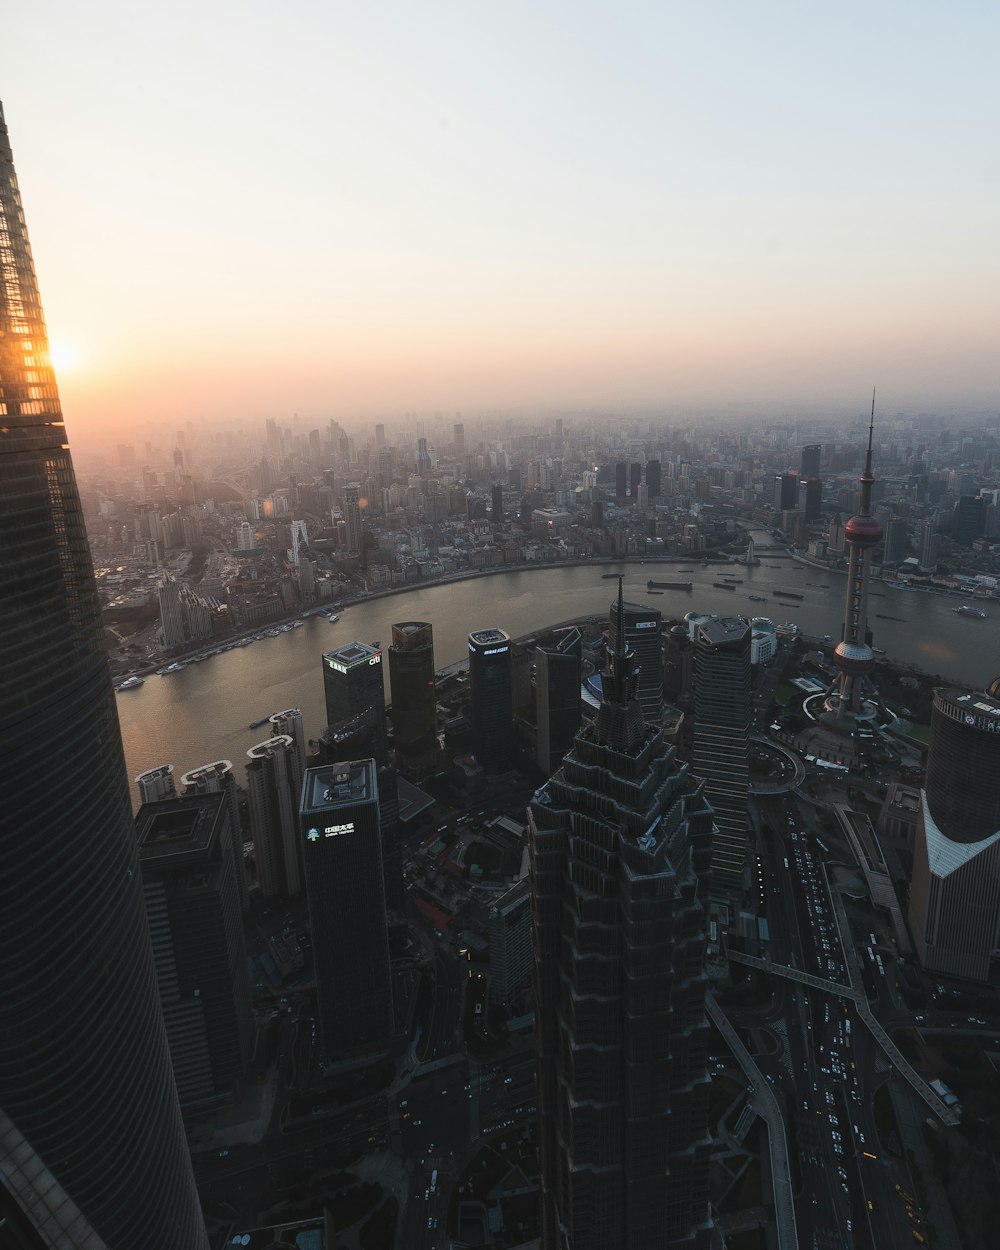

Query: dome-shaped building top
left=986, top=676, right=1000, bottom=700
left=844, top=513, right=883, bottom=546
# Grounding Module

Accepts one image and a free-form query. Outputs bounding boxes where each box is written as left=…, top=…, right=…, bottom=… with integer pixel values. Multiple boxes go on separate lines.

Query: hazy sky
left=4, top=1, right=998, bottom=438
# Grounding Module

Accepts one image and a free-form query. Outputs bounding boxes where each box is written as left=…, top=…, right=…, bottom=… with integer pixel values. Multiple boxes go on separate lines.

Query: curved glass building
left=0, top=102, right=208, bottom=1246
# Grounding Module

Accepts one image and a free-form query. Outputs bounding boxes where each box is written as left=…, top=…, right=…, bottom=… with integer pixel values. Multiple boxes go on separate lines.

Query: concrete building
left=301, top=761, right=394, bottom=1062
left=136, top=763, right=178, bottom=805
left=246, top=737, right=305, bottom=898
left=909, top=686, right=1000, bottom=982
left=136, top=793, right=252, bottom=1109
left=692, top=615, right=752, bottom=889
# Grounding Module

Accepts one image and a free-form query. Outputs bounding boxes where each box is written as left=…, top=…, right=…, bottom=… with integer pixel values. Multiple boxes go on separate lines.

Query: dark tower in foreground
left=529, top=581, right=714, bottom=1250
left=468, top=627, right=514, bottom=770
left=388, top=621, right=437, bottom=777
left=827, top=398, right=881, bottom=720
left=0, top=102, right=208, bottom=1247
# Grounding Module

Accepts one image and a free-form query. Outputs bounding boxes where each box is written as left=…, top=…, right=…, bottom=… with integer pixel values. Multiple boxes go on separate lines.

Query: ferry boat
left=748, top=594, right=766, bottom=602
left=328, top=613, right=341, bottom=624
left=954, top=604, right=988, bottom=618
left=117, top=675, right=144, bottom=690
left=160, top=662, right=185, bottom=674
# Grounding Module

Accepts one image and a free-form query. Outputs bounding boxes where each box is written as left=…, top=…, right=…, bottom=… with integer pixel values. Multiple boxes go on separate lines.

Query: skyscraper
left=246, top=736, right=305, bottom=898
left=909, top=684, right=1000, bottom=982
left=535, top=628, right=582, bottom=774
left=388, top=621, right=437, bottom=777
left=491, top=481, right=504, bottom=527
left=323, top=641, right=388, bottom=762
left=343, top=483, right=363, bottom=554
left=137, top=792, right=252, bottom=1108
left=773, top=472, right=798, bottom=511
left=300, top=761, right=394, bottom=1061
left=645, top=459, right=662, bottom=499
left=608, top=599, right=663, bottom=724
left=615, top=461, right=627, bottom=504
left=468, top=628, right=515, bottom=771
left=801, top=443, right=822, bottom=479
left=529, top=584, right=714, bottom=1250
left=0, top=100, right=208, bottom=1247
left=181, top=758, right=249, bottom=911
left=691, top=616, right=752, bottom=889
left=826, top=404, right=881, bottom=721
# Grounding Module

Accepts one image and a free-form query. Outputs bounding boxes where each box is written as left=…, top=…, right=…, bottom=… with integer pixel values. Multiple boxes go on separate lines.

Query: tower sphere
left=986, top=676, right=1000, bottom=699
left=844, top=513, right=883, bottom=546
left=833, top=639, right=876, bottom=674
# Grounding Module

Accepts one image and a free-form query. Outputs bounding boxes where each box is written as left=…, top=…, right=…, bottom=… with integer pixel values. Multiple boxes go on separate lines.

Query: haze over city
left=4, top=0, right=998, bottom=446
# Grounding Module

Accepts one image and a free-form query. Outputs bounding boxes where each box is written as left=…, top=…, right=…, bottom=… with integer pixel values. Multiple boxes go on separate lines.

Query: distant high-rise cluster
left=0, top=99, right=208, bottom=1248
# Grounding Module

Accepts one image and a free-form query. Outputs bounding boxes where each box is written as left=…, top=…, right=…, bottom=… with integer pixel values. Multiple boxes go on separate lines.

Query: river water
left=116, top=550, right=997, bottom=790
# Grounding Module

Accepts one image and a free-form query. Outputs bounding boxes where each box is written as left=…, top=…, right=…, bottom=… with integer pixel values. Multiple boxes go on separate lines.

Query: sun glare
left=48, top=338, right=81, bottom=372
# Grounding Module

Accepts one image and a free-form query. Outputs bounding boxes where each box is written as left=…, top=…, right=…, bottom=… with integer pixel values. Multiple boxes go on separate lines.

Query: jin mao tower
left=0, top=101, right=207, bottom=1247
left=529, top=581, right=714, bottom=1250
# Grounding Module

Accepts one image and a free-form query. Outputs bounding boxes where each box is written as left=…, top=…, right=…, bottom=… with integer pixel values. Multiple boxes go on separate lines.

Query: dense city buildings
left=0, top=100, right=208, bottom=1248
left=300, top=761, right=394, bottom=1063
left=468, top=627, right=515, bottom=771
left=528, top=588, right=714, bottom=1250
left=136, top=792, right=252, bottom=1108
left=608, top=599, right=663, bottom=724
left=909, top=684, right=1000, bottom=982
left=388, top=621, right=438, bottom=776
left=691, top=616, right=752, bottom=889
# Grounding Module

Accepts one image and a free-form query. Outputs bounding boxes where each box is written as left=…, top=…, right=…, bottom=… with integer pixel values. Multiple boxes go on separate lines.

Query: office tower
left=468, top=628, right=515, bottom=771
left=246, top=736, right=305, bottom=898
left=343, top=484, right=363, bottom=555
left=301, top=761, right=394, bottom=1061
left=321, top=642, right=402, bottom=910
left=615, top=461, right=627, bottom=504
left=953, top=494, right=984, bottom=546
left=454, top=421, right=465, bottom=453
left=416, top=436, right=432, bottom=478
left=773, top=472, right=798, bottom=511
left=629, top=461, right=642, bottom=498
left=608, top=599, right=663, bottom=724
left=826, top=407, right=881, bottom=721
left=827, top=512, right=845, bottom=555
left=487, top=879, right=532, bottom=1009
left=663, top=623, right=694, bottom=702
left=323, top=641, right=388, bottom=762
left=136, top=762, right=178, bottom=804
left=159, top=575, right=186, bottom=648
left=591, top=500, right=604, bottom=529
left=646, top=458, right=662, bottom=499
left=388, top=621, right=437, bottom=777
left=801, top=444, right=822, bottom=479
left=798, top=475, right=822, bottom=522
left=529, top=585, right=714, bottom=1250
left=375, top=422, right=386, bottom=447
left=535, top=628, right=582, bottom=774
left=181, top=758, right=249, bottom=912
left=0, top=100, right=207, bottom=1248
left=491, top=482, right=504, bottom=527
left=289, top=517, right=309, bottom=565
left=909, top=685, right=1000, bottom=982
left=918, top=519, right=939, bottom=572
left=881, top=515, right=907, bottom=564
left=692, top=616, right=752, bottom=888
left=137, top=792, right=252, bottom=1107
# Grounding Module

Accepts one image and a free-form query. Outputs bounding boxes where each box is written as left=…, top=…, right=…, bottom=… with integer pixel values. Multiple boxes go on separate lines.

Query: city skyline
left=2, top=2, right=999, bottom=445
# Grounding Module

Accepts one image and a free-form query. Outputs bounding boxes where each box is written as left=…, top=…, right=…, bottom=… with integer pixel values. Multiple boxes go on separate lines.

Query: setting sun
left=48, top=337, right=80, bottom=372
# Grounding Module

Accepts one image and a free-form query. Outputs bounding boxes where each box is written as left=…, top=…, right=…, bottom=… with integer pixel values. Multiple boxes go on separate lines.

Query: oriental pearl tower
left=826, top=395, right=881, bottom=722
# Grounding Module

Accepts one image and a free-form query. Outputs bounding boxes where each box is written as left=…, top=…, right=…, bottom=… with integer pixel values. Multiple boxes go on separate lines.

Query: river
left=115, top=546, right=998, bottom=790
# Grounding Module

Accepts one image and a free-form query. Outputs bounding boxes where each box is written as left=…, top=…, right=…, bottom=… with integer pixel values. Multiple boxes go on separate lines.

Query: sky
left=3, top=1, right=998, bottom=441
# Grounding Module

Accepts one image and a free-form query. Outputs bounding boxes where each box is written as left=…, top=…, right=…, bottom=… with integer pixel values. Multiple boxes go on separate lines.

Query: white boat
left=117, top=675, right=144, bottom=690
left=953, top=604, right=987, bottom=618
left=328, top=613, right=340, bottom=624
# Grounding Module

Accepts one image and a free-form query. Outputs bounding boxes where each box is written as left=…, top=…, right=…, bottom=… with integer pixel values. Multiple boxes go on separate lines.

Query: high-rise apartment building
left=0, top=99, right=208, bottom=1248
left=136, top=762, right=178, bottom=804
left=468, top=628, right=515, bottom=771
left=909, top=685, right=1000, bottom=983
left=535, top=628, right=582, bottom=774
left=158, top=575, right=186, bottom=648
left=692, top=615, right=752, bottom=889
left=246, top=736, right=305, bottom=898
left=918, top=519, right=939, bottom=572
left=529, top=587, right=714, bottom=1250
left=608, top=600, right=663, bottom=724
left=388, top=621, right=437, bottom=777
left=137, top=793, right=252, bottom=1108
left=301, top=761, right=394, bottom=1061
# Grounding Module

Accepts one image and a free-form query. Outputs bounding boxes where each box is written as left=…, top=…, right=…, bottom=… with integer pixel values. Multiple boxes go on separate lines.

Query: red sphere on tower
left=844, top=513, right=882, bottom=546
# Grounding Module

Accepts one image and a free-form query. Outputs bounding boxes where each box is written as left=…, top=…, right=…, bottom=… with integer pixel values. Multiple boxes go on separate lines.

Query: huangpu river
left=116, top=553, right=996, bottom=792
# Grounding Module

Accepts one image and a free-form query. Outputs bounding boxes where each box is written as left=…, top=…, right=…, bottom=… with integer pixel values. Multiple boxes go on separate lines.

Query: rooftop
left=301, top=759, right=377, bottom=814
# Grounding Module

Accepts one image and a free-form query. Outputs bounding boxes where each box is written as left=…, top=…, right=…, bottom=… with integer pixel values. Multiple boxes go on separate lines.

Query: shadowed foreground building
left=528, top=586, right=714, bottom=1250
left=0, top=100, right=208, bottom=1247
left=388, top=620, right=438, bottom=777
left=909, top=685, right=1000, bottom=982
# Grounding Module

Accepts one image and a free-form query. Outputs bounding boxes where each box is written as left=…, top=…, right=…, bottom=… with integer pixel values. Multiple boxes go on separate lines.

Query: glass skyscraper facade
left=0, top=101, right=208, bottom=1246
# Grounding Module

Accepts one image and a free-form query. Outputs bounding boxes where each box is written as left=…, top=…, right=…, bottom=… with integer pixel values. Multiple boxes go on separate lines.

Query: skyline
left=4, top=2, right=999, bottom=443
